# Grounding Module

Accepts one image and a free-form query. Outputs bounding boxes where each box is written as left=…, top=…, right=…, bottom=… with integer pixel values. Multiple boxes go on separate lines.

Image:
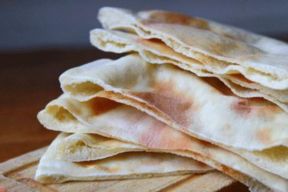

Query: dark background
left=1, top=1, right=288, bottom=162
left=1, top=0, right=288, bottom=51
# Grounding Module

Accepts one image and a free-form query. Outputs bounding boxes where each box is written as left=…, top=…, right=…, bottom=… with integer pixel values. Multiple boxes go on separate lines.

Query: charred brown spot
left=90, top=97, right=121, bottom=115
left=142, top=11, right=210, bottom=30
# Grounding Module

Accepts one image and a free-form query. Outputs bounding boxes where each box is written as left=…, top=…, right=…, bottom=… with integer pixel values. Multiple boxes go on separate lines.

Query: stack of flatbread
left=35, top=7, right=288, bottom=192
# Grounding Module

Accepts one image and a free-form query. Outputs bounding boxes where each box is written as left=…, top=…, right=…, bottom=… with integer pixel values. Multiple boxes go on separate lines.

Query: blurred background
left=1, top=0, right=288, bottom=51
left=1, top=0, right=288, bottom=162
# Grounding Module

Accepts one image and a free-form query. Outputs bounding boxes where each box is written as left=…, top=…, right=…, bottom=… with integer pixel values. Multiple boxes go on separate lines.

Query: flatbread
left=38, top=92, right=288, bottom=182
left=90, top=29, right=288, bottom=112
left=53, top=54, right=288, bottom=191
left=38, top=133, right=235, bottom=191
left=59, top=54, right=288, bottom=150
left=38, top=94, right=276, bottom=192
left=38, top=95, right=285, bottom=191
left=35, top=133, right=209, bottom=184
left=98, top=7, right=288, bottom=91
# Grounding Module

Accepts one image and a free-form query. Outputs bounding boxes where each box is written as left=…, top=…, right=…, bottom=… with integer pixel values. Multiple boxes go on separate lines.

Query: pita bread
left=38, top=94, right=285, bottom=192
left=35, top=133, right=209, bottom=184
left=90, top=29, right=288, bottom=112
left=54, top=54, right=288, bottom=191
left=35, top=7, right=288, bottom=192
left=38, top=92, right=288, bottom=180
left=59, top=54, right=288, bottom=150
left=98, top=7, right=288, bottom=92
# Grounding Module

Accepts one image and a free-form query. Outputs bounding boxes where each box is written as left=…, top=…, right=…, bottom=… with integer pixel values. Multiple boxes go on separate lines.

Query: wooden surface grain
left=0, top=48, right=119, bottom=162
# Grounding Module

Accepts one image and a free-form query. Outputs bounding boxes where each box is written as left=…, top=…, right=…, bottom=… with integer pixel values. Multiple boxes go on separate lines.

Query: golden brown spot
left=138, top=118, right=192, bottom=150
left=256, top=128, right=272, bottom=145
left=208, top=40, right=243, bottom=56
left=206, top=36, right=260, bottom=58
left=90, top=97, right=121, bottom=115
left=142, top=11, right=210, bottom=30
left=133, top=92, right=192, bottom=127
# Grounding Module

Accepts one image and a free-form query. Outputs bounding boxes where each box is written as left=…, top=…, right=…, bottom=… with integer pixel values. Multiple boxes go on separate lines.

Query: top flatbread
left=90, top=29, right=288, bottom=112
left=98, top=7, right=288, bottom=90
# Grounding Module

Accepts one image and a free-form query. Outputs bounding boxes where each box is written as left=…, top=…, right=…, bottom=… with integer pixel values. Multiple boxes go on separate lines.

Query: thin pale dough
left=46, top=134, right=235, bottom=192
left=59, top=55, right=288, bottom=150
left=90, top=29, right=288, bottom=112
left=56, top=55, right=288, bottom=191
left=50, top=133, right=146, bottom=162
left=98, top=7, right=288, bottom=90
left=38, top=93, right=288, bottom=181
left=35, top=133, right=209, bottom=184
left=38, top=93, right=282, bottom=192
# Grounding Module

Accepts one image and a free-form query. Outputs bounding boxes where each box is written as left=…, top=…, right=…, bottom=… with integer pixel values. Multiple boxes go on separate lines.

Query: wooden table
left=0, top=48, right=119, bottom=162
